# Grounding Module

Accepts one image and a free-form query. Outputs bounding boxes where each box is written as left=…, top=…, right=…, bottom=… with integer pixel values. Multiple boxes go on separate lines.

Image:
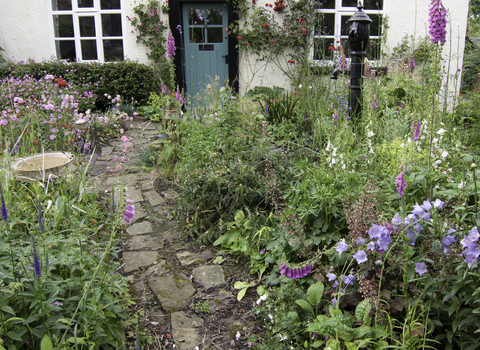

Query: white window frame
left=50, top=0, right=125, bottom=62
left=312, top=0, right=384, bottom=67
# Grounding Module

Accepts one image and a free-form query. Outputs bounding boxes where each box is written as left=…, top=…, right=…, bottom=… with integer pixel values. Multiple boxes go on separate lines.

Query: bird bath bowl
left=12, top=152, right=74, bottom=182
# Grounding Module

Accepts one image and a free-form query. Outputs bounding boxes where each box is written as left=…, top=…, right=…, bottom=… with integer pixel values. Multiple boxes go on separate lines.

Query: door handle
left=222, top=54, right=228, bottom=64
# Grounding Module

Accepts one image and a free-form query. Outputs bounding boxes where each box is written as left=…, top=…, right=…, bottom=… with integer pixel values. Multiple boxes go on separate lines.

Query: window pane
left=370, top=14, right=383, bottom=36
left=53, top=15, right=74, bottom=37
left=207, top=28, right=222, bottom=43
left=342, top=0, right=383, bottom=9
left=78, top=0, right=93, bottom=8
left=190, top=28, right=204, bottom=43
left=55, top=40, right=76, bottom=60
left=315, top=0, right=335, bottom=9
left=79, top=16, right=96, bottom=37
left=103, top=39, right=123, bottom=61
left=342, top=0, right=357, bottom=7
left=315, top=13, right=335, bottom=36
left=341, top=15, right=352, bottom=36
left=52, top=0, right=72, bottom=10
left=363, top=0, right=383, bottom=10
left=102, top=14, right=122, bottom=36
left=206, top=9, right=222, bottom=25
left=189, top=9, right=204, bottom=25
left=101, top=0, right=120, bottom=9
left=81, top=40, right=97, bottom=60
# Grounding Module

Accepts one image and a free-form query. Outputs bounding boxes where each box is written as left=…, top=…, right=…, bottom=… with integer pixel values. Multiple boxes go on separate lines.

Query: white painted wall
left=0, top=0, right=52, bottom=62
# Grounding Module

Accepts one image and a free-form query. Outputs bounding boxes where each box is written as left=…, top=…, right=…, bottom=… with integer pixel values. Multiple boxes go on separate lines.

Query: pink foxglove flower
left=395, top=166, right=408, bottom=198
left=428, top=0, right=447, bottom=44
left=123, top=199, right=135, bottom=224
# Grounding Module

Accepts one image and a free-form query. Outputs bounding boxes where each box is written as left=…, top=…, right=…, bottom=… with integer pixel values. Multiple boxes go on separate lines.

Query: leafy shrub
left=0, top=59, right=161, bottom=111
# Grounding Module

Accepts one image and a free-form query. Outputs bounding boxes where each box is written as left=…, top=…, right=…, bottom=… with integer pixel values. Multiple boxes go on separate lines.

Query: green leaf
left=295, top=299, right=314, bottom=314
left=237, top=287, right=248, bottom=301
left=307, top=281, right=324, bottom=308
left=41, top=335, right=54, bottom=350
left=0, top=345, right=6, bottom=350
left=355, top=299, right=372, bottom=326
left=234, top=210, right=245, bottom=225
left=6, top=331, right=22, bottom=341
left=67, top=337, right=86, bottom=345
left=234, top=281, right=252, bottom=290
left=345, top=342, right=358, bottom=350
left=325, top=339, right=341, bottom=350
left=213, top=256, right=225, bottom=264
left=0, top=305, right=15, bottom=315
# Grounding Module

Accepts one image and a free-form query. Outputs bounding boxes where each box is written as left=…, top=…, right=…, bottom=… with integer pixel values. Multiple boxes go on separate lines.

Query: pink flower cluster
left=428, top=0, right=447, bottom=44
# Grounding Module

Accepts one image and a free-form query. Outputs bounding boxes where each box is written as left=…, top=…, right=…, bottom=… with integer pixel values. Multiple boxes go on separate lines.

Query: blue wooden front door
left=182, top=3, right=229, bottom=100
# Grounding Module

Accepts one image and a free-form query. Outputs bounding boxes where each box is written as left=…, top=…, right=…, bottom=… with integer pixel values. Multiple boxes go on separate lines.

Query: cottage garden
left=1, top=0, right=480, bottom=349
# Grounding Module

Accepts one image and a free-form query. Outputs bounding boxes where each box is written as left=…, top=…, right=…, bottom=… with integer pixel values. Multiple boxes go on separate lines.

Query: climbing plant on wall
left=229, top=0, right=318, bottom=85
left=129, top=0, right=172, bottom=89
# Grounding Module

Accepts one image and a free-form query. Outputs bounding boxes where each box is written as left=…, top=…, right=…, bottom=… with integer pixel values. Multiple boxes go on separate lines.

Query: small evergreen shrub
left=0, top=59, right=161, bottom=110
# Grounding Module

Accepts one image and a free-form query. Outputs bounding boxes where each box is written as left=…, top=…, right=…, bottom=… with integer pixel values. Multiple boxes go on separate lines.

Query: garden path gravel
left=84, top=120, right=263, bottom=349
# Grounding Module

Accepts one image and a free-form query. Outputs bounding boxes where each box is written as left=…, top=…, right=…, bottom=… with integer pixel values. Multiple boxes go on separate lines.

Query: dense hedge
left=0, top=59, right=161, bottom=110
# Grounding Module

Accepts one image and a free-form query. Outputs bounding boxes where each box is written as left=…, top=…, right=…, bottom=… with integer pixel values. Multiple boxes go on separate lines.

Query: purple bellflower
left=415, top=262, right=427, bottom=276
left=336, top=240, right=349, bottom=255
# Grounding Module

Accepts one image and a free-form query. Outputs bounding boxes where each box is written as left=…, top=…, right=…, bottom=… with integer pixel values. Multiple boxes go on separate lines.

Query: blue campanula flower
left=342, top=274, right=356, bottom=286
left=353, top=250, right=368, bottom=264
left=415, top=262, right=427, bottom=276
left=335, top=240, right=348, bottom=255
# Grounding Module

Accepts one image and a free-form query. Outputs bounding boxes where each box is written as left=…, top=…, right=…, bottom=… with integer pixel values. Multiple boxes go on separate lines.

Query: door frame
left=168, top=0, right=238, bottom=95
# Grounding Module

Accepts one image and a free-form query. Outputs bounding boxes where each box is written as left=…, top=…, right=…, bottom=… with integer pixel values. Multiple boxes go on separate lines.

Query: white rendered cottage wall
left=0, top=1, right=52, bottom=62
left=0, top=0, right=162, bottom=63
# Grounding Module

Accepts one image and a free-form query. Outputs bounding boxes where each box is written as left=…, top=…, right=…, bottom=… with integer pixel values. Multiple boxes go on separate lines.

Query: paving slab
left=125, top=234, right=164, bottom=251
left=144, top=190, right=165, bottom=206
left=123, top=251, right=158, bottom=274
left=171, top=311, right=203, bottom=350
left=126, top=221, right=154, bottom=236
left=192, top=265, right=226, bottom=290
left=148, top=274, right=196, bottom=312
left=176, top=250, right=213, bottom=266
left=126, top=188, right=144, bottom=203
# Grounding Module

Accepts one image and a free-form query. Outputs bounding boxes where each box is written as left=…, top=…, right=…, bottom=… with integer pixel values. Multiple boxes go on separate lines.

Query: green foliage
left=261, top=92, right=299, bottom=125
left=0, top=173, right=131, bottom=349
left=0, top=59, right=160, bottom=111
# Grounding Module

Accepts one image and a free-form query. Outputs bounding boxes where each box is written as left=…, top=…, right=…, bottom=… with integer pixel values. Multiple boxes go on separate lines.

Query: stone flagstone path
left=84, top=120, right=255, bottom=350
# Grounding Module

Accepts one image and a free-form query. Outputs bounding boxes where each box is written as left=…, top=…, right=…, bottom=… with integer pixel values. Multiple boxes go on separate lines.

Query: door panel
left=182, top=3, right=228, bottom=100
